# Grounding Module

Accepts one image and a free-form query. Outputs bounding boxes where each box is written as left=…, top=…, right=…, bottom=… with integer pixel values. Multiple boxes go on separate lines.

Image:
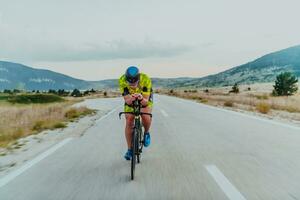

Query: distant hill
left=180, top=45, right=300, bottom=88
left=0, top=61, right=194, bottom=90
left=0, top=61, right=91, bottom=90
left=1, top=45, right=299, bottom=90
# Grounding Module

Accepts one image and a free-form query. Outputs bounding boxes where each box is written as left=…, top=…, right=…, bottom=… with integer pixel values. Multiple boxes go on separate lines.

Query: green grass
left=0, top=94, right=10, bottom=101
left=7, top=94, right=64, bottom=104
left=52, top=122, right=67, bottom=129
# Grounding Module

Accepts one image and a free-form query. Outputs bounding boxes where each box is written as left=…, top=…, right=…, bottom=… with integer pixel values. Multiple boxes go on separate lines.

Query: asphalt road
left=1, top=95, right=300, bottom=200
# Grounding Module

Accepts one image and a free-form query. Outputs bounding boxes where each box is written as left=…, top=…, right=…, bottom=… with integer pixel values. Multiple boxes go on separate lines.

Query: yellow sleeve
left=119, top=76, right=126, bottom=95
left=141, top=74, right=152, bottom=96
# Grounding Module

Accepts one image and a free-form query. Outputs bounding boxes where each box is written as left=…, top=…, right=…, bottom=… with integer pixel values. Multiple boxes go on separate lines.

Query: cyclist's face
left=128, top=80, right=139, bottom=88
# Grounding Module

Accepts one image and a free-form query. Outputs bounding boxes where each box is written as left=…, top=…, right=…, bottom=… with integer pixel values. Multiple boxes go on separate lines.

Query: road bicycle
left=119, top=99, right=152, bottom=180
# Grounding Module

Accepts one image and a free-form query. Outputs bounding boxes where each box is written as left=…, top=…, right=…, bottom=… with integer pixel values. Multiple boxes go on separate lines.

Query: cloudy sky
left=0, top=0, right=300, bottom=80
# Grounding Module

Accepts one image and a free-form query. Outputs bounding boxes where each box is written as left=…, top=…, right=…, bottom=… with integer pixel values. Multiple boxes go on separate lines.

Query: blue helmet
left=125, top=66, right=140, bottom=84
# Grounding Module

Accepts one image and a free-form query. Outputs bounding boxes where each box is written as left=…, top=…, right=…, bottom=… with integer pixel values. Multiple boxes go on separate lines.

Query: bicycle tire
left=136, top=120, right=142, bottom=163
left=131, top=128, right=137, bottom=180
left=137, top=130, right=141, bottom=163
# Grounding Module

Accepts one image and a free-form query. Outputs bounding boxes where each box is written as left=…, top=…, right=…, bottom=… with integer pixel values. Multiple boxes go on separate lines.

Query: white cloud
left=0, top=29, right=193, bottom=62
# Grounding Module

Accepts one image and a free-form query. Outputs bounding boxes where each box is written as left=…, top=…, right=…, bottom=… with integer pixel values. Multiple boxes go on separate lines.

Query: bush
left=8, top=94, right=64, bottom=104
left=229, top=83, right=239, bottom=93
left=65, top=107, right=94, bottom=119
left=255, top=94, right=269, bottom=100
left=48, top=89, right=57, bottom=94
left=52, top=122, right=67, bottom=129
left=71, top=89, right=82, bottom=97
left=65, top=109, right=80, bottom=119
left=3, top=89, right=12, bottom=94
left=58, top=89, right=69, bottom=96
left=224, top=101, right=234, bottom=107
left=256, top=102, right=271, bottom=114
left=83, top=90, right=90, bottom=96
left=272, top=72, right=298, bottom=96
left=32, top=121, right=46, bottom=131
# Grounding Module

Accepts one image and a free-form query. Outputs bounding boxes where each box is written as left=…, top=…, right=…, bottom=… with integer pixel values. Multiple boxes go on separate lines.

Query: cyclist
left=119, top=66, right=153, bottom=160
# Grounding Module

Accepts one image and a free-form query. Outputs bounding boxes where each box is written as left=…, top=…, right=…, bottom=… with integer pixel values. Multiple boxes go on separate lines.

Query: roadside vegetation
left=0, top=88, right=118, bottom=148
left=158, top=72, right=300, bottom=122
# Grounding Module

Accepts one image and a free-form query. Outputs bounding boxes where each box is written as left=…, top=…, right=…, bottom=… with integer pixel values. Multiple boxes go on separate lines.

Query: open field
left=0, top=93, right=98, bottom=148
left=158, top=83, right=300, bottom=124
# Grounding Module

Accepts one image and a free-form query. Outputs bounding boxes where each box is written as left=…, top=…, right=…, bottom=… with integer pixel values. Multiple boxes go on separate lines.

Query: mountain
left=1, top=45, right=299, bottom=90
left=180, top=45, right=300, bottom=88
left=0, top=61, right=91, bottom=90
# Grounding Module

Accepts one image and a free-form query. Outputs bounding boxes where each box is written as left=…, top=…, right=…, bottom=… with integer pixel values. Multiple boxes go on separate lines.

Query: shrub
left=8, top=94, right=64, bottom=104
left=71, top=89, right=82, bottom=97
left=256, top=102, right=271, bottom=114
left=48, top=89, right=57, bottom=94
left=83, top=90, right=90, bottom=96
left=229, top=83, right=239, bottom=93
left=3, top=89, right=12, bottom=94
left=65, top=107, right=94, bottom=120
left=52, top=122, right=67, bottom=129
left=255, top=94, right=269, bottom=100
left=200, top=99, right=208, bottom=103
left=272, top=72, right=298, bottom=96
left=224, top=101, right=234, bottom=107
left=32, top=121, right=46, bottom=131
left=65, top=108, right=80, bottom=119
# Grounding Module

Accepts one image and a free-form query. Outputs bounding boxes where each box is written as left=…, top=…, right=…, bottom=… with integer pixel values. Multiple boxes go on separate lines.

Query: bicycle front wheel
left=131, top=128, right=137, bottom=180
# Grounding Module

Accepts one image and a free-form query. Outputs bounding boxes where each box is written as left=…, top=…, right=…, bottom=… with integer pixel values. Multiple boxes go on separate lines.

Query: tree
left=83, top=90, right=90, bottom=96
left=3, top=89, right=12, bottom=94
left=272, top=72, right=298, bottom=96
left=71, top=89, right=82, bottom=97
left=13, top=89, right=21, bottom=93
left=230, top=83, right=239, bottom=93
left=48, top=89, right=57, bottom=94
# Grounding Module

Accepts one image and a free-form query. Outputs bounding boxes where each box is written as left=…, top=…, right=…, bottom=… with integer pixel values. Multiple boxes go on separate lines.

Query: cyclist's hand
left=132, top=93, right=143, bottom=101
left=125, top=95, right=136, bottom=105
left=136, top=94, right=143, bottom=101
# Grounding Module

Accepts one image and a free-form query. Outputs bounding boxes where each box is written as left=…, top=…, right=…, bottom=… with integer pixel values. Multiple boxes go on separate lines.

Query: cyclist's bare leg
left=141, top=107, right=152, bottom=132
left=125, top=114, right=134, bottom=149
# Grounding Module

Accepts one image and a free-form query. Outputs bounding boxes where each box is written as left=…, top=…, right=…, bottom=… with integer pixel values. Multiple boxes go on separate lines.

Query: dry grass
left=224, top=101, right=234, bottom=107
left=0, top=102, right=95, bottom=148
left=256, top=102, right=271, bottom=114
left=160, top=83, right=300, bottom=120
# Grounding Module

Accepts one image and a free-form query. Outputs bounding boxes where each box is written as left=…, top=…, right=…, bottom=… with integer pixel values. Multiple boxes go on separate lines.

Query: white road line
left=161, top=109, right=169, bottom=117
left=0, top=138, right=73, bottom=188
left=96, top=106, right=121, bottom=122
left=0, top=106, right=121, bottom=189
left=205, top=165, right=247, bottom=200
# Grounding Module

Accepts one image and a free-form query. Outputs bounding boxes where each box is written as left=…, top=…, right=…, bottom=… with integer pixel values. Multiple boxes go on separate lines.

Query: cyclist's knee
left=125, top=115, right=134, bottom=127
